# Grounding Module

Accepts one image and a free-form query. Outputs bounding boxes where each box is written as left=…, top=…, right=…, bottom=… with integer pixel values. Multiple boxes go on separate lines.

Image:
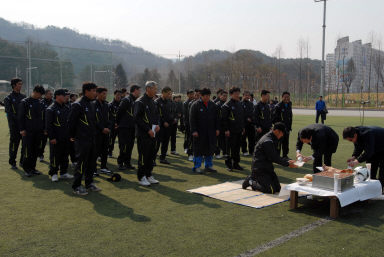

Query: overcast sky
left=1, top=0, right=383, bottom=59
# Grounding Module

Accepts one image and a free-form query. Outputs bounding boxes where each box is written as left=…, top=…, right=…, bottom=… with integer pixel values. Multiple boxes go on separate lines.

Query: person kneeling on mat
left=242, top=122, right=298, bottom=193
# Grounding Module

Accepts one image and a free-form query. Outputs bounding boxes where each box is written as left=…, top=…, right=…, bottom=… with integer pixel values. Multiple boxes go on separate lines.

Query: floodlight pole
left=315, top=0, right=327, bottom=97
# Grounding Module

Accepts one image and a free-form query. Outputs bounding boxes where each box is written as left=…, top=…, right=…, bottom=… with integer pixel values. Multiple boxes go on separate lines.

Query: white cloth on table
left=279, top=180, right=382, bottom=207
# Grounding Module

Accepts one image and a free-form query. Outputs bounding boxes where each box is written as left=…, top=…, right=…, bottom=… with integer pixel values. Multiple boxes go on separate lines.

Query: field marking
left=236, top=218, right=331, bottom=257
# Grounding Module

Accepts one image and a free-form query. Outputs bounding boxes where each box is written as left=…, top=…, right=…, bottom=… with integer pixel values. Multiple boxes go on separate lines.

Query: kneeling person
left=242, top=122, right=297, bottom=193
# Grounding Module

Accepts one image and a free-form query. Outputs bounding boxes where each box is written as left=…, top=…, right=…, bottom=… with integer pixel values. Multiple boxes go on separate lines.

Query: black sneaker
left=11, top=164, right=17, bottom=170
left=204, top=167, right=217, bottom=173
left=93, top=171, right=99, bottom=177
left=242, top=176, right=251, bottom=189
left=73, top=185, right=88, bottom=196
left=24, top=171, right=33, bottom=177
left=233, top=164, right=244, bottom=171
left=118, top=164, right=126, bottom=170
left=108, top=154, right=113, bottom=158
left=126, top=164, right=135, bottom=170
left=153, top=161, right=157, bottom=167
left=87, top=183, right=102, bottom=192
left=160, top=159, right=170, bottom=165
left=32, top=170, right=42, bottom=175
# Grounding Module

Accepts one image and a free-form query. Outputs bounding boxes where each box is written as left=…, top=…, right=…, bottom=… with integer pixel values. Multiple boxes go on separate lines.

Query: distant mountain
left=0, top=17, right=171, bottom=78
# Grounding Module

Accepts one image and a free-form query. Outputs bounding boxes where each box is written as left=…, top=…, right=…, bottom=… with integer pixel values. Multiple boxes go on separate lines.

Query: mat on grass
left=187, top=180, right=296, bottom=209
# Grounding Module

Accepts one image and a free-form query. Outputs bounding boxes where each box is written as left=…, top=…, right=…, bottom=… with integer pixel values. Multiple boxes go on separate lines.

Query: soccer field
left=1, top=110, right=384, bottom=257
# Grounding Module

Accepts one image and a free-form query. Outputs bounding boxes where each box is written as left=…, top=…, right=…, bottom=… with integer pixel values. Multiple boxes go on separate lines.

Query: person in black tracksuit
left=273, top=91, right=293, bottom=158
left=134, top=81, right=160, bottom=186
left=214, top=90, right=228, bottom=158
left=241, top=91, right=255, bottom=156
left=4, top=78, right=25, bottom=169
left=254, top=90, right=272, bottom=144
left=170, top=95, right=183, bottom=154
left=68, top=82, right=101, bottom=195
left=183, top=90, right=195, bottom=157
left=343, top=126, right=384, bottom=187
left=221, top=87, right=245, bottom=171
left=296, top=124, right=339, bottom=173
left=67, top=93, right=78, bottom=165
left=116, top=85, right=140, bottom=170
left=95, top=87, right=113, bottom=173
left=39, top=90, right=53, bottom=161
left=45, top=89, right=73, bottom=181
left=18, top=85, right=46, bottom=176
left=242, top=123, right=297, bottom=193
left=154, top=87, right=175, bottom=164
left=108, top=90, right=122, bottom=157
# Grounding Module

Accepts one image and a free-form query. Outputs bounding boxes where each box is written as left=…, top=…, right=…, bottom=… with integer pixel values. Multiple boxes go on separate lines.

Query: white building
left=325, top=36, right=384, bottom=94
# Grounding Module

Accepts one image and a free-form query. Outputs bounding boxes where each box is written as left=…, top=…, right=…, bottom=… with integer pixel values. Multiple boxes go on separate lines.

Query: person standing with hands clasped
left=189, top=88, right=219, bottom=174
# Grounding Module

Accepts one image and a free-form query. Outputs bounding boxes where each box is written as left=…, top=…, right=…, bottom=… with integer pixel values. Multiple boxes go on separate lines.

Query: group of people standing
left=4, top=77, right=384, bottom=196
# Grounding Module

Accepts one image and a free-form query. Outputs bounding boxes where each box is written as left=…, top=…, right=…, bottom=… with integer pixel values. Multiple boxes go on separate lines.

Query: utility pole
left=315, top=0, right=327, bottom=97
left=177, top=51, right=182, bottom=93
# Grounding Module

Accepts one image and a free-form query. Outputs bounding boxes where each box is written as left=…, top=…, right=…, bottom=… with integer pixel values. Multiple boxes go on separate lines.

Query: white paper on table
left=152, top=125, right=157, bottom=136
left=294, top=161, right=305, bottom=167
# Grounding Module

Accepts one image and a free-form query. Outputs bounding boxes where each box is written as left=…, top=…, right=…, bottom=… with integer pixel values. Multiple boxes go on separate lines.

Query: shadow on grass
left=151, top=183, right=222, bottom=209
left=14, top=168, right=151, bottom=222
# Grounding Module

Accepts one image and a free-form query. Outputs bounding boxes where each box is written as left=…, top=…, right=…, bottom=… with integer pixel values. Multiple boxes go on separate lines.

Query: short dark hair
left=45, top=89, right=52, bottom=94
left=299, top=128, right=314, bottom=140
left=11, top=78, right=22, bottom=88
left=162, top=86, right=172, bottom=93
left=173, top=95, right=181, bottom=100
left=343, top=127, right=357, bottom=139
left=130, top=84, right=140, bottom=93
left=282, top=91, right=290, bottom=97
left=70, top=93, right=78, bottom=98
left=261, top=90, right=270, bottom=96
left=216, top=88, right=223, bottom=95
left=187, top=89, right=194, bottom=94
left=229, top=86, right=241, bottom=95
left=200, top=87, right=211, bottom=96
left=221, top=90, right=228, bottom=95
left=96, top=87, right=107, bottom=94
left=121, top=88, right=127, bottom=93
left=194, top=88, right=201, bottom=93
left=33, top=85, right=45, bottom=95
left=114, top=89, right=122, bottom=95
left=250, top=93, right=254, bottom=98
left=273, top=122, right=286, bottom=134
left=82, top=82, right=97, bottom=95
left=243, top=91, right=251, bottom=95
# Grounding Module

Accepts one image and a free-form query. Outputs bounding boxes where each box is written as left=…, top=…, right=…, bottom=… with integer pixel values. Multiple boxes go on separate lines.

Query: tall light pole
left=315, top=0, right=327, bottom=97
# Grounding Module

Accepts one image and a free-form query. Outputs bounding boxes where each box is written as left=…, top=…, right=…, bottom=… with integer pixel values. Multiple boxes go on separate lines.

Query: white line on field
left=236, top=218, right=331, bottom=257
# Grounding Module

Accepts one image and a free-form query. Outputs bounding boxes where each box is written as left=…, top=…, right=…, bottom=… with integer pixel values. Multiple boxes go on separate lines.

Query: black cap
left=54, top=89, right=68, bottom=97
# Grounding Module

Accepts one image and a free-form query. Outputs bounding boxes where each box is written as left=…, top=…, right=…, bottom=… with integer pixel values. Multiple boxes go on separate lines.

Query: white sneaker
left=243, top=152, right=250, bottom=156
left=215, top=154, right=222, bottom=159
left=51, top=174, right=59, bottom=182
left=61, top=173, right=74, bottom=179
left=184, top=149, right=188, bottom=154
left=72, top=162, right=77, bottom=168
left=139, top=176, right=151, bottom=186
left=39, top=156, right=44, bottom=162
left=188, top=155, right=194, bottom=161
left=99, top=168, right=112, bottom=175
left=147, top=176, right=159, bottom=184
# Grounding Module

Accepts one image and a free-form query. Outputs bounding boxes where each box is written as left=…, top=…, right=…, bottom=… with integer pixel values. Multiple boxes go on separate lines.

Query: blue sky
left=1, top=0, right=383, bottom=59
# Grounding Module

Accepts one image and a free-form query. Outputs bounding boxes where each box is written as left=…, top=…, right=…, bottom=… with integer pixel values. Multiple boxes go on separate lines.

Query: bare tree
left=344, top=58, right=356, bottom=94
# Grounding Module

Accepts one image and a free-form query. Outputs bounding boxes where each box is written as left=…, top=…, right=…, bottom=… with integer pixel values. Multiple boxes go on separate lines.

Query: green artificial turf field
left=1, top=110, right=383, bottom=257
